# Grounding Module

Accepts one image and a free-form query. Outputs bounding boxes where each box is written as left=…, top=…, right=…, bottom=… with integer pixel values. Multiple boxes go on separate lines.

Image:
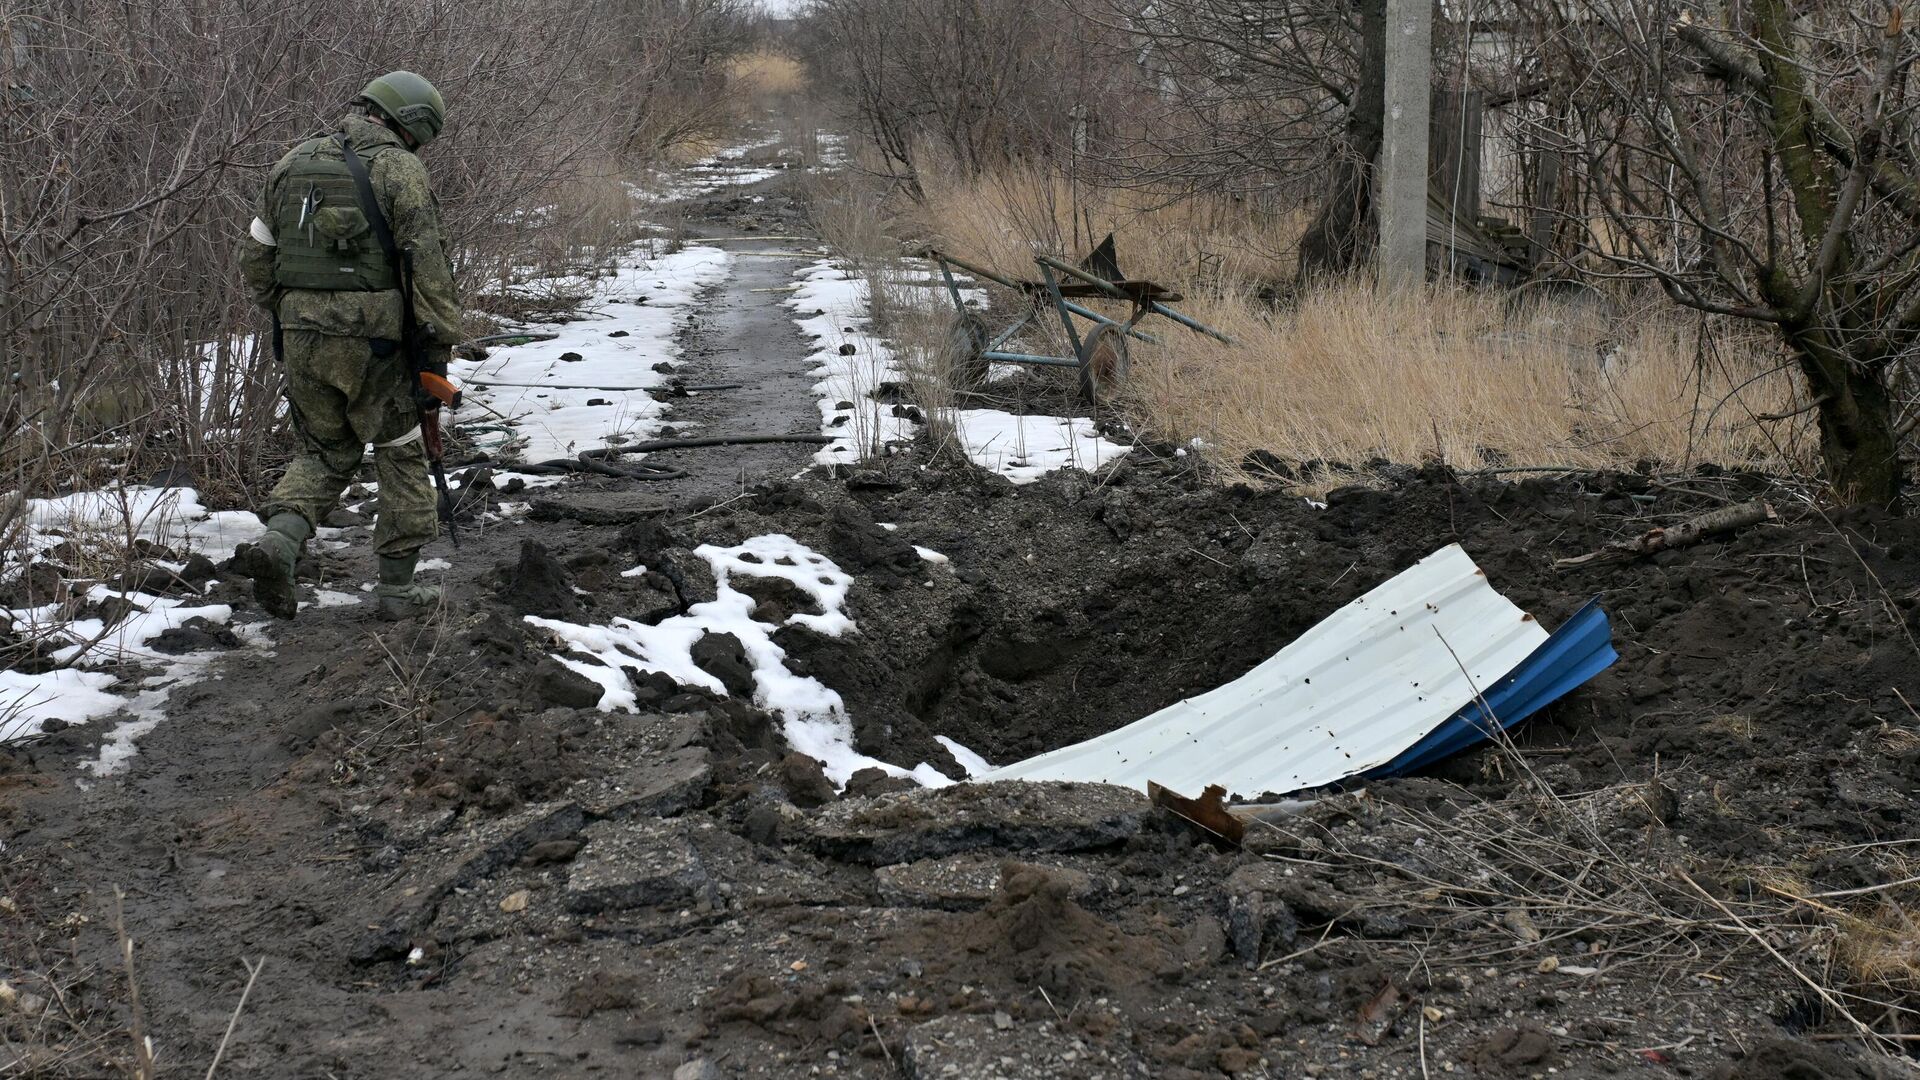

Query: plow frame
left=924, top=247, right=1232, bottom=405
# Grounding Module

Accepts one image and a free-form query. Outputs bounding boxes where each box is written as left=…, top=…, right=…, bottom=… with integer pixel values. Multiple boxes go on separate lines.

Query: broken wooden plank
left=1148, top=781, right=1246, bottom=846
left=1556, top=499, right=1776, bottom=568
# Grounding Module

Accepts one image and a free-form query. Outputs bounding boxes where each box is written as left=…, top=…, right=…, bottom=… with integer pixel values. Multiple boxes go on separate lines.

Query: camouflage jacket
left=241, top=114, right=460, bottom=353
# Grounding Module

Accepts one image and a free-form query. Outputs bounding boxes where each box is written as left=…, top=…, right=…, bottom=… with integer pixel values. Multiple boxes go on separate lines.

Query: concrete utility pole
left=1377, top=0, right=1432, bottom=292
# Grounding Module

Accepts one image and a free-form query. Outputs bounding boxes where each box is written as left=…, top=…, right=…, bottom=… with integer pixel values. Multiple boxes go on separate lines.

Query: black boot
left=232, top=512, right=310, bottom=620
left=374, top=553, right=445, bottom=621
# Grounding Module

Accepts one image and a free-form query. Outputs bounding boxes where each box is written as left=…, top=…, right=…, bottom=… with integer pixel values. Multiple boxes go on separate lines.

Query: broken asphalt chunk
left=566, top=819, right=716, bottom=913
left=579, top=746, right=712, bottom=820
left=801, top=781, right=1146, bottom=865
left=875, top=854, right=1097, bottom=911
left=353, top=801, right=586, bottom=963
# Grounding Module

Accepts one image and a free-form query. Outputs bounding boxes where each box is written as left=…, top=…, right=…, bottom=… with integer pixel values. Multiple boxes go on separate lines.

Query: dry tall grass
left=817, top=143, right=1813, bottom=489
left=907, top=161, right=1307, bottom=288
left=727, top=49, right=809, bottom=97
left=1129, top=285, right=1812, bottom=486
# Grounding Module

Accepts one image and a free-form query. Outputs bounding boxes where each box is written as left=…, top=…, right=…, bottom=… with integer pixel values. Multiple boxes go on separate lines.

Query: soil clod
left=498, top=538, right=583, bottom=619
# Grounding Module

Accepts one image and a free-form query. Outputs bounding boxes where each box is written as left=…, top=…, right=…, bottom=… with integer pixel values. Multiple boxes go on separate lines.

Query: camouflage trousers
left=262, top=330, right=437, bottom=559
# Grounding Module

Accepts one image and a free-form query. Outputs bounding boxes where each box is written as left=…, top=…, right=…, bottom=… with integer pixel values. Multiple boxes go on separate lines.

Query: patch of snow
left=449, top=469, right=567, bottom=492
left=620, top=564, right=650, bottom=578
left=2, top=585, right=247, bottom=759
left=935, top=735, right=994, bottom=779
left=417, top=558, right=451, bottom=572
left=788, top=260, right=913, bottom=465
left=454, top=243, right=732, bottom=464
left=529, top=534, right=952, bottom=788
left=789, top=259, right=1133, bottom=483
left=312, top=589, right=363, bottom=608
left=913, top=545, right=949, bottom=565
left=0, top=669, right=124, bottom=742
left=628, top=133, right=787, bottom=200
left=2, top=485, right=262, bottom=753
left=45, top=588, right=232, bottom=667
left=80, top=659, right=211, bottom=777
left=951, top=410, right=1132, bottom=486
left=21, top=486, right=258, bottom=565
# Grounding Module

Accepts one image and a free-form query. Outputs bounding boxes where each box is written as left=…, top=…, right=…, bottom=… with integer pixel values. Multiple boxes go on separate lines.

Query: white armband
left=374, top=426, right=422, bottom=449
left=249, top=217, right=277, bottom=246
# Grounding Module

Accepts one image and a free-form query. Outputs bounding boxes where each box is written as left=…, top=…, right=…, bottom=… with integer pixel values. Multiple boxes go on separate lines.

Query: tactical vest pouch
left=311, top=206, right=370, bottom=247
left=271, top=140, right=398, bottom=293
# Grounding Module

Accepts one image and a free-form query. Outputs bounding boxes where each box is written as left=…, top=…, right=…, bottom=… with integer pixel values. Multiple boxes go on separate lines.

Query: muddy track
left=603, top=231, right=823, bottom=503
left=0, top=184, right=834, bottom=1078
left=5, top=171, right=1918, bottom=1080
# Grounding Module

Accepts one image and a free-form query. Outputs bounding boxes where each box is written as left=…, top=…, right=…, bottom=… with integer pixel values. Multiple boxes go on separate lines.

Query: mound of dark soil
left=724, top=456, right=1920, bottom=866
left=954, top=863, right=1169, bottom=999
left=497, top=539, right=583, bottom=619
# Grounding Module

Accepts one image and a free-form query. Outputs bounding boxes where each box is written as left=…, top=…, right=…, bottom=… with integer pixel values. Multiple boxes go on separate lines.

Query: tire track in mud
left=653, top=236, right=827, bottom=498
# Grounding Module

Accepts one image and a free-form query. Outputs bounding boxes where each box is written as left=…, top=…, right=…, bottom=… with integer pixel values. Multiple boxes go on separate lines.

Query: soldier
left=235, top=71, right=461, bottom=621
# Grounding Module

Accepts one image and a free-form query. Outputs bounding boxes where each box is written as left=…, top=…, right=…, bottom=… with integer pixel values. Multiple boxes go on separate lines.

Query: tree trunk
left=1297, top=0, right=1387, bottom=279
left=1789, top=332, right=1902, bottom=506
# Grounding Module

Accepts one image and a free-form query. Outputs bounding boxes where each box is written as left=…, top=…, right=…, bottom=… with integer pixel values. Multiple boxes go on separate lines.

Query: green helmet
left=355, top=70, right=446, bottom=147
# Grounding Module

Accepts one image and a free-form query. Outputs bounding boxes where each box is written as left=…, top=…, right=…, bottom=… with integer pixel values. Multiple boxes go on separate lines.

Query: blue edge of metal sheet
left=1365, top=599, right=1619, bottom=780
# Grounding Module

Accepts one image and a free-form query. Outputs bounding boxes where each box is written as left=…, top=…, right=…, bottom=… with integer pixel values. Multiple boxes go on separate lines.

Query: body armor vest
left=272, top=138, right=400, bottom=292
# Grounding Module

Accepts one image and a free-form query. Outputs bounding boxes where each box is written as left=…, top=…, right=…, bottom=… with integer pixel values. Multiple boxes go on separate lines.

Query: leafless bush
left=0, top=0, right=753, bottom=535
left=797, top=0, right=1124, bottom=194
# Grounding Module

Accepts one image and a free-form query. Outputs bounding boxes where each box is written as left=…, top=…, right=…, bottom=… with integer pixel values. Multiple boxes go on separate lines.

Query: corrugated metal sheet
left=977, top=544, right=1551, bottom=798
left=1369, top=599, right=1617, bottom=778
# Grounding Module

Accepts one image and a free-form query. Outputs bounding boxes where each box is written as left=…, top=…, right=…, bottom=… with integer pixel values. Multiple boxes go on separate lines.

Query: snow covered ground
left=457, top=243, right=733, bottom=465
left=789, top=261, right=916, bottom=464
left=21, top=487, right=259, bottom=565
left=787, top=259, right=1133, bottom=483
left=632, top=133, right=788, bottom=202
left=530, top=534, right=978, bottom=787
left=3, top=488, right=263, bottom=758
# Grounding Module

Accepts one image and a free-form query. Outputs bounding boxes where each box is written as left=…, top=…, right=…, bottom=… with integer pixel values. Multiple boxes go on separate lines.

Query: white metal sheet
left=977, top=544, right=1549, bottom=798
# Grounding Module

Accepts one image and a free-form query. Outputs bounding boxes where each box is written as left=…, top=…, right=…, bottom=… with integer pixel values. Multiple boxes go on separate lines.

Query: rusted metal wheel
left=942, top=313, right=992, bottom=390
left=1076, top=322, right=1131, bottom=405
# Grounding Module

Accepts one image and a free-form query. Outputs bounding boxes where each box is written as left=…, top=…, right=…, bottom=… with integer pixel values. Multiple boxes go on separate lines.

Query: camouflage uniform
left=241, top=113, right=461, bottom=560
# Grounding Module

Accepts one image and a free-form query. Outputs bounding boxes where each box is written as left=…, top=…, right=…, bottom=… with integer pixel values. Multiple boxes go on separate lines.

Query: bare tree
left=798, top=0, right=1113, bottom=193
left=1509, top=0, right=1915, bottom=504
left=1091, top=0, right=1387, bottom=277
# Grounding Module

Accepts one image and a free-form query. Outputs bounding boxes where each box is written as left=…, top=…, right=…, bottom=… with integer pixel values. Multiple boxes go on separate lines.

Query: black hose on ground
left=502, top=433, right=837, bottom=482
left=591, top=433, right=836, bottom=457
left=511, top=459, right=688, bottom=481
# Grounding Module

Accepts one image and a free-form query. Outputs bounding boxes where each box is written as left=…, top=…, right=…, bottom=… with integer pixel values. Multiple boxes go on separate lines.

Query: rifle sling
left=337, top=135, right=429, bottom=401
left=336, top=135, right=401, bottom=270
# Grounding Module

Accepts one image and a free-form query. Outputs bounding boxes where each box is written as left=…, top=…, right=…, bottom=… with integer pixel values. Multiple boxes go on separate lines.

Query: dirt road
left=5, top=173, right=1918, bottom=1080
left=1, top=182, right=842, bottom=1077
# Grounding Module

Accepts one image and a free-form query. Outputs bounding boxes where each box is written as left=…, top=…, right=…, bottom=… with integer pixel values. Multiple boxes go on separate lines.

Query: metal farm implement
left=924, top=236, right=1232, bottom=405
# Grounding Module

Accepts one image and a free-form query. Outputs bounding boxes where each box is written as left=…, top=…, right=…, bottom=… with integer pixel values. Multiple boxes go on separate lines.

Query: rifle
left=401, top=249, right=462, bottom=549
left=337, top=136, right=460, bottom=548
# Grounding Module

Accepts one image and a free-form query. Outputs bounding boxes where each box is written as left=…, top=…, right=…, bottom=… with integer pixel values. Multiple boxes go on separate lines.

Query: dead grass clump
left=1126, top=284, right=1811, bottom=488
left=727, top=49, right=808, bottom=97
left=806, top=168, right=903, bottom=270
left=661, top=134, right=730, bottom=168
left=484, top=162, right=653, bottom=284
left=1837, top=904, right=1920, bottom=992
left=908, top=160, right=1307, bottom=289
left=866, top=264, right=965, bottom=456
